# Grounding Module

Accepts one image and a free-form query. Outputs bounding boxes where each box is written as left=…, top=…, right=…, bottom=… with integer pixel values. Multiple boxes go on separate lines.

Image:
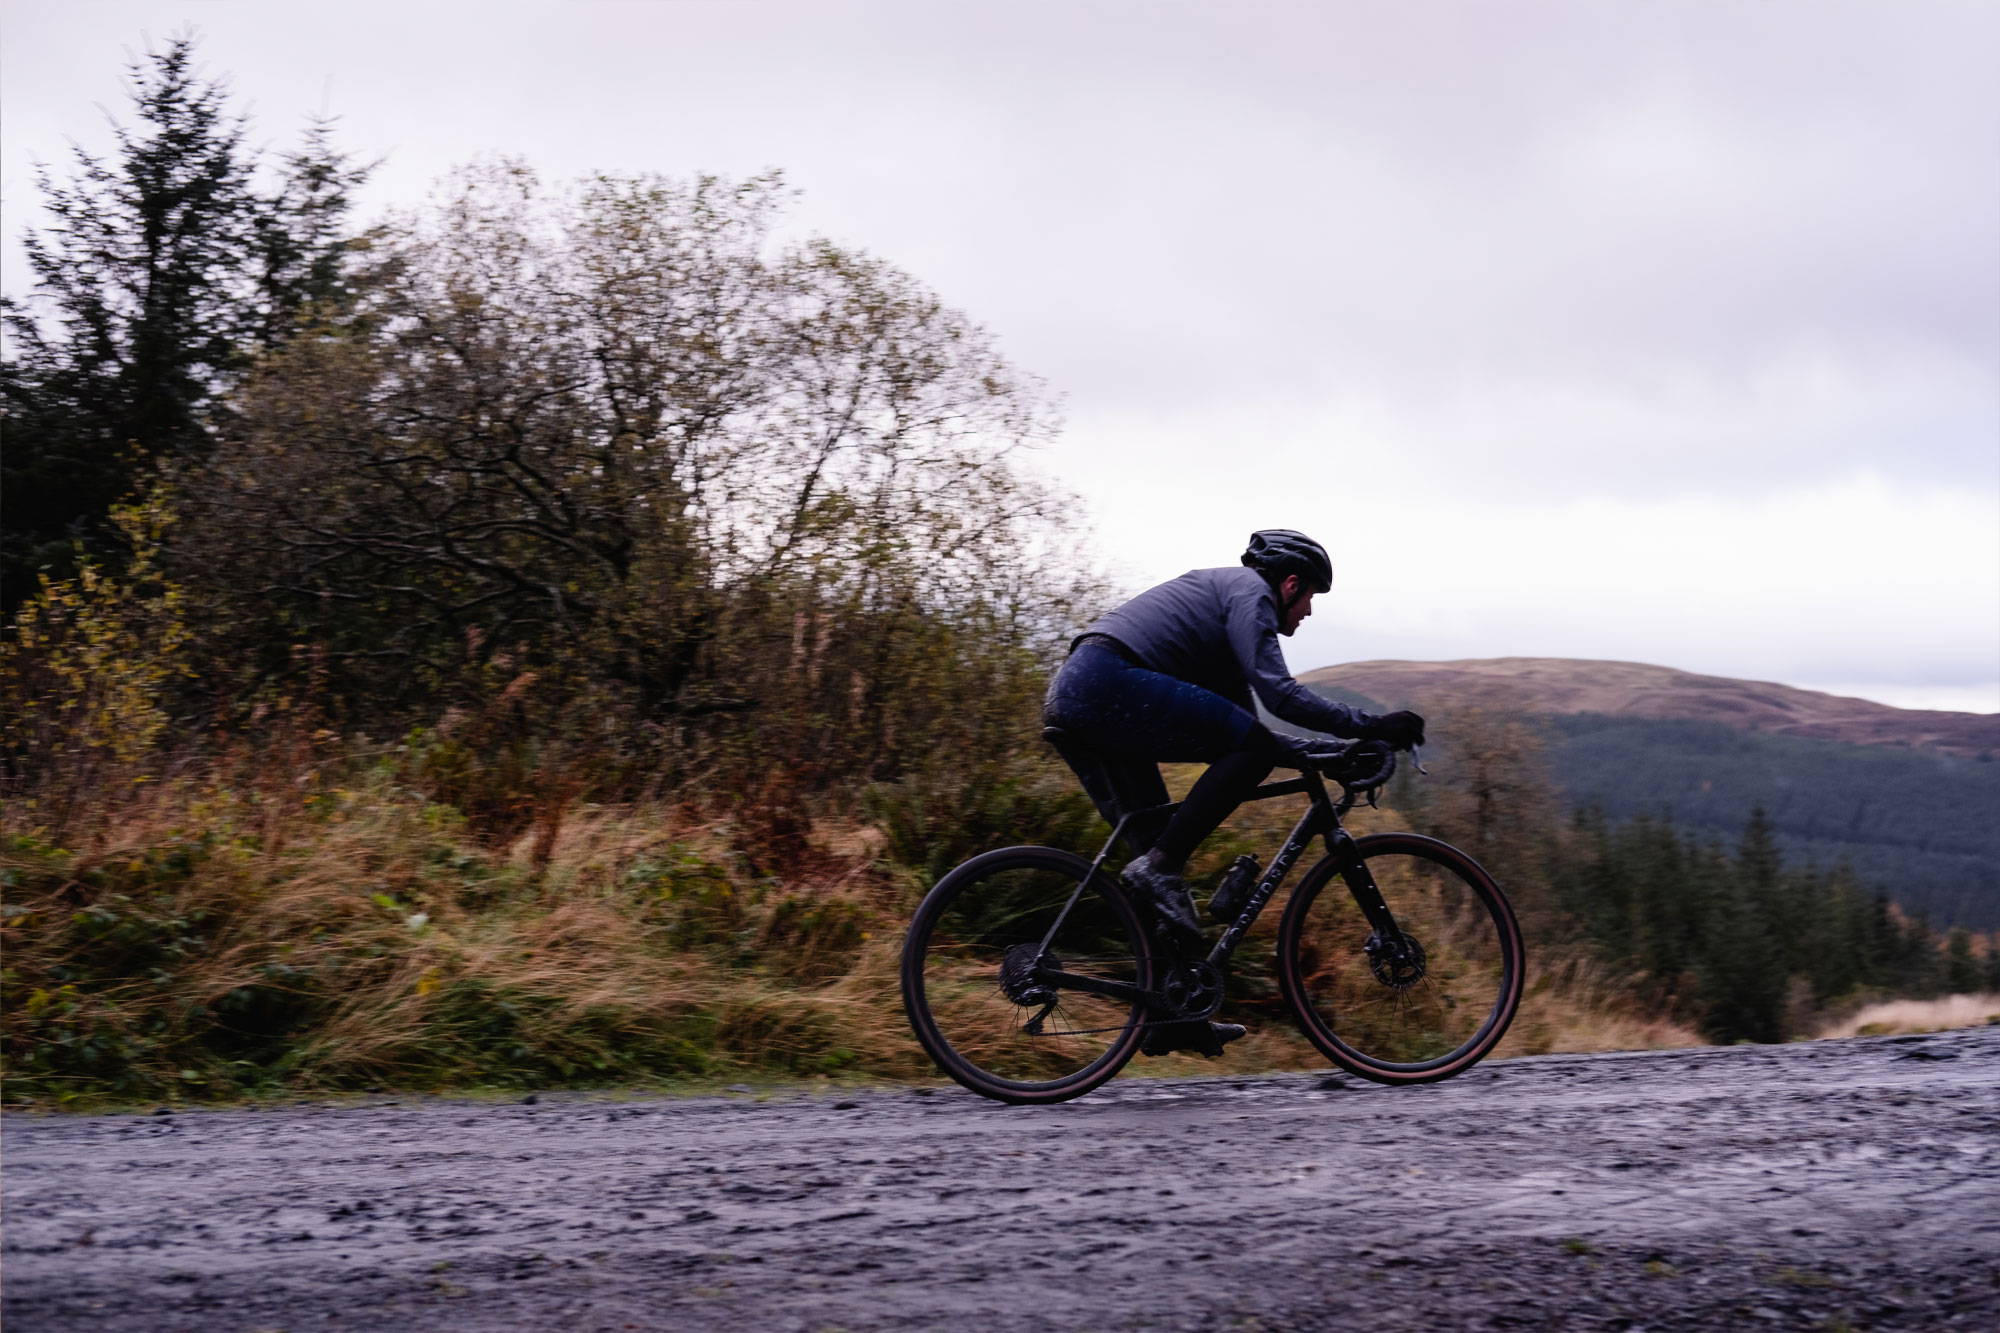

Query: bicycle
left=900, top=732, right=1526, bottom=1104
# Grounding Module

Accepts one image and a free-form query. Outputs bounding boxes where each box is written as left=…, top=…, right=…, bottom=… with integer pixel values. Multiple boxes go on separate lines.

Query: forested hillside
left=1308, top=657, right=2000, bottom=758
left=1551, top=715, right=1999, bottom=930
left=1301, top=674, right=2000, bottom=930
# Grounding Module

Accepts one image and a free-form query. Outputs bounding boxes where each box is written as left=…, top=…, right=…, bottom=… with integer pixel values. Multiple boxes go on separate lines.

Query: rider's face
left=1279, top=575, right=1316, bottom=636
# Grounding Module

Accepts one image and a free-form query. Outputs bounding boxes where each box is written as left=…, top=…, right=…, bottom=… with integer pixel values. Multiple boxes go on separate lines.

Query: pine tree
left=1801, top=863, right=1867, bottom=1002
left=1737, top=805, right=1782, bottom=895
left=1633, top=817, right=1697, bottom=992
left=1860, top=889, right=1899, bottom=990
left=1942, top=928, right=1981, bottom=995
left=2, top=33, right=370, bottom=609
left=251, top=115, right=376, bottom=344
left=1895, top=912, right=1943, bottom=997
left=1556, top=804, right=1624, bottom=952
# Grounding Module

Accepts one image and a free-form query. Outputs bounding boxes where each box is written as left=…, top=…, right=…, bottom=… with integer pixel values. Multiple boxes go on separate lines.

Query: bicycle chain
left=1008, top=956, right=1221, bottom=1036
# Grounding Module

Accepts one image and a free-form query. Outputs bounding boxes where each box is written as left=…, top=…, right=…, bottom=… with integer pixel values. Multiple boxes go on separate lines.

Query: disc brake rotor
left=1364, top=930, right=1428, bottom=989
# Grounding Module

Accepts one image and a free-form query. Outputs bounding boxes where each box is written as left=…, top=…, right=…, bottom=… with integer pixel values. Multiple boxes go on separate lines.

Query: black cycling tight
left=1043, top=639, right=1304, bottom=867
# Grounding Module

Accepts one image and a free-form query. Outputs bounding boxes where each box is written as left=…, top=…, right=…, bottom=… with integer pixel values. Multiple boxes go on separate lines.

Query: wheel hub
left=1364, top=930, right=1428, bottom=989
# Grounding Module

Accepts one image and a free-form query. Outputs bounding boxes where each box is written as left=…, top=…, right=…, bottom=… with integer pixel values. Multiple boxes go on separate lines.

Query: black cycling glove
left=1359, top=709, right=1426, bottom=750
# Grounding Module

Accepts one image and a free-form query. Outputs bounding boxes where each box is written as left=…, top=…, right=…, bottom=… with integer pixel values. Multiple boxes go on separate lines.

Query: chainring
left=1157, top=958, right=1224, bottom=1020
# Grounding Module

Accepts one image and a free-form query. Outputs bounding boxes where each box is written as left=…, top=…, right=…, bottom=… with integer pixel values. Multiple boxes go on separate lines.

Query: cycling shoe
left=1141, top=1020, right=1247, bottom=1058
left=1119, top=855, right=1205, bottom=950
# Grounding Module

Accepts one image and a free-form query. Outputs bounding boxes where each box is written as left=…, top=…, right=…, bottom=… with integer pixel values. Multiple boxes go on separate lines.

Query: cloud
left=1283, top=473, right=2000, bottom=699
left=5, top=0, right=1994, bottom=708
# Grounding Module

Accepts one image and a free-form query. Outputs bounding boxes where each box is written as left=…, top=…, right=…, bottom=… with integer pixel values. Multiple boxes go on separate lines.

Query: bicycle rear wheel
left=901, top=845, right=1153, bottom=1104
left=1277, top=832, right=1523, bottom=1084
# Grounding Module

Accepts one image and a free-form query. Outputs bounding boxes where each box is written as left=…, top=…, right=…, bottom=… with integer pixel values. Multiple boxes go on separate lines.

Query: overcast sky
left=6, top=1, right=1997, bottom=711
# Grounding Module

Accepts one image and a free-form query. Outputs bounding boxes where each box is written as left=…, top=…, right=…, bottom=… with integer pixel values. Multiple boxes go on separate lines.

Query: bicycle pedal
left=1148, top=922, right=1203, bottom=961
left=1140, top=1020, right=1246, bottom=1058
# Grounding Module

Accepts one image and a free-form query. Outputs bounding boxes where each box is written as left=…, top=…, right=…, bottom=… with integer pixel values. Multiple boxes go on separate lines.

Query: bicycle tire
left=901, top=845, right=1154, bottom=1104
left=1276, top=832, right=1524, bottom=1084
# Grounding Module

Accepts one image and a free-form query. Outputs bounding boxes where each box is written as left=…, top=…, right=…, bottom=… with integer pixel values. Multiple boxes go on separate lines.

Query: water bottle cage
left=1208, top=854, right=1261, bottom=923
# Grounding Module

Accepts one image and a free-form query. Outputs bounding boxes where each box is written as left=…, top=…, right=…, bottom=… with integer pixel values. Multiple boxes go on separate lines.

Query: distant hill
left=1302, top=657, right=2000, bottom=759
left=1298, top=657, right=2000, bottom=930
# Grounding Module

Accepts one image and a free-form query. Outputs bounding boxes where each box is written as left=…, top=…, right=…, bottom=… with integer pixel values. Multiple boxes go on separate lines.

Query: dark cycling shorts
left=1042, top=638, right=1258, bottom=763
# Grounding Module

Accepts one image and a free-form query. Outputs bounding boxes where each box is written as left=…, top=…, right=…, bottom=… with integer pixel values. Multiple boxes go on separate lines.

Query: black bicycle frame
left=1032, top=769, right=1404, bottom=1013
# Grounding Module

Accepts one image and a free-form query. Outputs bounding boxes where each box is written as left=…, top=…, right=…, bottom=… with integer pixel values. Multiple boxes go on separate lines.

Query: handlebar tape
left=1319, top=739, right=1397, bottom=791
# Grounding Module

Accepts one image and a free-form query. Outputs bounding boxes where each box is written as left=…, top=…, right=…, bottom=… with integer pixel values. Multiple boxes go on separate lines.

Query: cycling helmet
left=1241, top=529, right=1332, bottom=593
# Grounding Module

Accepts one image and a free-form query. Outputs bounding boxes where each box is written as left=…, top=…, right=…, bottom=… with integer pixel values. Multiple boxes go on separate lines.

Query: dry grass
left=1812, top=994, right=2000, bottom=1040
left=1495, top=951, right=1705, bottom=1058
left=5, top=749, right=1718, bottom=1109
left=1, top=757, right=923, bottom=1107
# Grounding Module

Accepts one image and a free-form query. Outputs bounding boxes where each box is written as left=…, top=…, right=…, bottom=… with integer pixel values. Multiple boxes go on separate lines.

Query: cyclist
left=1042, top=529, right=1425, bottom=1056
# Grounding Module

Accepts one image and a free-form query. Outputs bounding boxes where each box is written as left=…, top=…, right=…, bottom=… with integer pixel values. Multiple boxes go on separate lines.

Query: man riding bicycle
left=1042, top=529, right=1426, bottom=1056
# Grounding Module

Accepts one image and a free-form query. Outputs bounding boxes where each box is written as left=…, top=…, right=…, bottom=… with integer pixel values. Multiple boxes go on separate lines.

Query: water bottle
left=1208, top=854, right=1260, bottom=923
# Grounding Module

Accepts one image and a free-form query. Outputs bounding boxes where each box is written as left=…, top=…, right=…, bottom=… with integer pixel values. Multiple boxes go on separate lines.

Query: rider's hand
left=1291, top=738, right=1357, bottom=770
left=1361, top=710, right=1426, bottom=750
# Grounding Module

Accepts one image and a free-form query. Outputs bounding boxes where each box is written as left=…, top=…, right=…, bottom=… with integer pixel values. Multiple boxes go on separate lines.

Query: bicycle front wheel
left=1277, top=832, right=1524, bottom=1084
left=901, top=845, right=1153, bottom=1104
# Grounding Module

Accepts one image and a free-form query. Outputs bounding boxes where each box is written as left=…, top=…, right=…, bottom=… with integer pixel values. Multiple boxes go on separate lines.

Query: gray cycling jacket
left=1078, top=566, right=1367, bottom=737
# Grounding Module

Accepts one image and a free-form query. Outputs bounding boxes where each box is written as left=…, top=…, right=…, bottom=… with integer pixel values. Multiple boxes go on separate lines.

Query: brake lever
left=1409, top=743, right=1429, bottom=776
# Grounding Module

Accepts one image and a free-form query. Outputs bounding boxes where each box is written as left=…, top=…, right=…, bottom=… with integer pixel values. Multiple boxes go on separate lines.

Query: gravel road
left=6, top=1027, right=1997, bottom=1331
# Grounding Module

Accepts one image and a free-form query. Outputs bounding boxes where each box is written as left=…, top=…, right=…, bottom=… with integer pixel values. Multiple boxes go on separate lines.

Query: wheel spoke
left=903, top=848, right=1152, bottom=1102
left=1281, top=834, right=1522, bottom=1082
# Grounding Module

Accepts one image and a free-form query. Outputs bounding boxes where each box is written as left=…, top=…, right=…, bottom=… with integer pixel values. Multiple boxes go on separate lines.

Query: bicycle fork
left=1326, top=829, right=1400, bottom=935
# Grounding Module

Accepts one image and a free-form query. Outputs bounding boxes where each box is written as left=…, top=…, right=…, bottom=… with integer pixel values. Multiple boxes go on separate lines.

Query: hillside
left=1302, top=658, right=2000, bottom=759
left=1297, top=657, right=2000, bottom=930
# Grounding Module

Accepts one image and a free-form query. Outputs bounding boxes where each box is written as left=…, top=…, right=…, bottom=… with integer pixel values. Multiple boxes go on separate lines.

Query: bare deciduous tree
left=172, top=164, right=1097, bottom=790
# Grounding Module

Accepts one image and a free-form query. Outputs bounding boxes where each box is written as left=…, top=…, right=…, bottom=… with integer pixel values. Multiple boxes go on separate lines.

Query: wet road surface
left=6, top=1027, right=1998, bottom=1331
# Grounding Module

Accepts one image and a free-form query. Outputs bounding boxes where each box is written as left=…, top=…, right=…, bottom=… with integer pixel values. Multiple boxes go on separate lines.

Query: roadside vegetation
left=6, top=35, right=1993, bottom=1109
left=0, top=729, right=1702, bottom=1109
left=1812, top=994, right=2000, bottom=1039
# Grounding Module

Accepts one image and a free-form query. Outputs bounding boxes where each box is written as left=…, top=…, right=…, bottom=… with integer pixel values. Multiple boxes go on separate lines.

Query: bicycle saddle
left=1041, top=725, right=1096, bottom=764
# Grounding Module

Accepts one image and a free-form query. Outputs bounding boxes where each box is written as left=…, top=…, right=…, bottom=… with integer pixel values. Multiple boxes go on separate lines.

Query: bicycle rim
left=1278, top=832, right=1524, bottom=1084
left=901, top=845, right=1150, bottom=1104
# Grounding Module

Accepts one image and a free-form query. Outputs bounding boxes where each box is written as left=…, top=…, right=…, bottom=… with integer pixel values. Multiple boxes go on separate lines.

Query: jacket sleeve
left=1224, top=586, right=1371, bottom=737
